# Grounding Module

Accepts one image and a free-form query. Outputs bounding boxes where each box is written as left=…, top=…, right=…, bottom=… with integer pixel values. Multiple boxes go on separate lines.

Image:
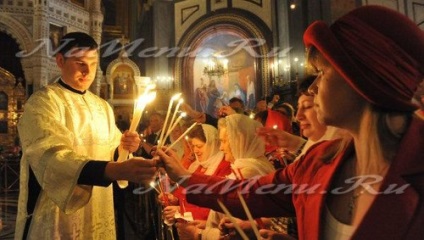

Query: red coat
left=186, top=115, right=424, bottom=239
left=174, top=159, right=231, bottom=220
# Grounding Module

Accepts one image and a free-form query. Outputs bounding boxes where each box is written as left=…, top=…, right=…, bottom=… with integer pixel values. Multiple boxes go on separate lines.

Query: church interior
left=0, top=0, right=423, bottom=239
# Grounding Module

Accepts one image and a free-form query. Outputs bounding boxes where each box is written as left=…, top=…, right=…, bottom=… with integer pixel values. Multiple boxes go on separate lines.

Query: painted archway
left=0, top=14, right=33, bottom=86
left=174, top=11, right=273, bottom=114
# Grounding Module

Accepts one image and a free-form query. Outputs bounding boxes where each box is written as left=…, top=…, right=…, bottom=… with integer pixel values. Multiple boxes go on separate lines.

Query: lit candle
left=158, top=93, right=182, bottom=148
left=164, top=112, right=187, bottom=142
left=165, top=122, right=198, bottom=153
left=166, top=98, right=184, bottom=138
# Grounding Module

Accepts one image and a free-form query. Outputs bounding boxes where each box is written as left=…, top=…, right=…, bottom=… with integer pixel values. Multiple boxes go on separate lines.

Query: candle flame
left=134, top=95, right=145, bottom=110
left=146, top=91, right=157, bottom=103
left=171, top=93, right=182, bottom=101
left=147, top=83, right=156, bottom=90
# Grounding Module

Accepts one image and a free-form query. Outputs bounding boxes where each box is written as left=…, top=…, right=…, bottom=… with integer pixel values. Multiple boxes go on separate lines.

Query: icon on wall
left=49, top=23, right=65, bottom=52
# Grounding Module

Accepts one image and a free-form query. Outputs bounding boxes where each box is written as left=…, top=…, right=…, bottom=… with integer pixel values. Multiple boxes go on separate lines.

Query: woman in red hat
left=157, top=5, right=424, bottom=239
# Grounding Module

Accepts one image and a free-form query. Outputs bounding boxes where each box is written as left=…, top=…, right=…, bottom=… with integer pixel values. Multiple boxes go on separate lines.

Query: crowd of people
left=15, top=5, right=424, bottom=240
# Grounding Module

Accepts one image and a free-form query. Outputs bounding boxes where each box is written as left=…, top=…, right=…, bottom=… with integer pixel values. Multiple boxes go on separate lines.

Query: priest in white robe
left=15, top=32, right=157, bottom=240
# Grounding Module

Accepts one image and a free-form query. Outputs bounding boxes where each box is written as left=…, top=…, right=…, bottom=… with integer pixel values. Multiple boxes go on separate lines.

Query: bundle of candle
left=156, top=93, right=182, bottom=149
left=116, top=84, right=156, bottom=188
left=154, top=92, right=199, bottom=152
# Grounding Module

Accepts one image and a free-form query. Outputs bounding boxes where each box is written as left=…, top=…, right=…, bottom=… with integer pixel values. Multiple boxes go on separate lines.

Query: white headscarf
left=219, top=114, right=274, bottom=178
left=188, top=124, right=224, bottom=175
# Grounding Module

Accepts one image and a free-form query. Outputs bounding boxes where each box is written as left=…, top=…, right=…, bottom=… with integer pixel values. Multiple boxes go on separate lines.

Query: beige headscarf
left=219, top=114, right=274, bottom=178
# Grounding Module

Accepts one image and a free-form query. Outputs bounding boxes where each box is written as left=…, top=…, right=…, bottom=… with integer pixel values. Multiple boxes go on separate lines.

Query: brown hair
left=187, top=125, right=206, bottom=143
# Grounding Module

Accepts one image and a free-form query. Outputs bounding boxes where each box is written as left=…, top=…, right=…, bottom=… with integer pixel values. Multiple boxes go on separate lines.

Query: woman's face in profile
left=296, top=94, right=326, bottom=141
left=308, top=53, right=366, bottom=128
left=219, top=127, right=235, bottom=163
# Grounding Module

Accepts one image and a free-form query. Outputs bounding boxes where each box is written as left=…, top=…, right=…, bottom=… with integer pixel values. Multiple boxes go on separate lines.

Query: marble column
left=32, top=0, right=50, bottom=92
left=89, top=0, right=104, bottom=96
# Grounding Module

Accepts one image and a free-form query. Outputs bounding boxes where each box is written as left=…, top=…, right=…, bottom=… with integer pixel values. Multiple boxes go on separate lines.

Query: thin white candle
left=237, top=191, right=261, bottom=239
left=165, top=122, right=197, bottom=153
left=158, top=93, right=182, bottom=148
left=217, top=200, right=249, bottom=240
left=166, top=99, right=184, bottom=139
left=163, top=112, right=187, bottom=142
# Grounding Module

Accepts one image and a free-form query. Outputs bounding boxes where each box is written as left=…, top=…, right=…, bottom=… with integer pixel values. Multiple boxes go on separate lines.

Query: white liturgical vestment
left=15, top=82, right=122, bottom=240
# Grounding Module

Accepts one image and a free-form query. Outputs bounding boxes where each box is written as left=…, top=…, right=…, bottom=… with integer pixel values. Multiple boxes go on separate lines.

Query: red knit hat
left=303, top=5, right=424, bottom=111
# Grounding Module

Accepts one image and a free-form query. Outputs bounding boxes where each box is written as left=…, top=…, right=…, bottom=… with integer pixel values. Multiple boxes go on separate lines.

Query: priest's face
left=56, top=47, right=99, bottom=91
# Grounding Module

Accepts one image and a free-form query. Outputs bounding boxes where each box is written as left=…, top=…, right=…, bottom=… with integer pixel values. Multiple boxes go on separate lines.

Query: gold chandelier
left=203, top=57, right=228, bottom=78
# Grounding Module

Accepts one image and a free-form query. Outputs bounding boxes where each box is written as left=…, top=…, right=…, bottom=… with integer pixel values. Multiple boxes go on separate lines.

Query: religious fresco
left=192, top=34, right=257, bottom=118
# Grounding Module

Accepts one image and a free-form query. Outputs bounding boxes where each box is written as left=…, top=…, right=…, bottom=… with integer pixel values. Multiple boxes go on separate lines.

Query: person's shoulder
left=26, top=83, right=61, bottom=102
left=297, top=139, right=343, bottom=166
left=233, top=157, right=275, bottom=177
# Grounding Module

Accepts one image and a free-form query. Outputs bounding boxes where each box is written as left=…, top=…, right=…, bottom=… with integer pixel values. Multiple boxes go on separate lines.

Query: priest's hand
left=104, top=157, right=157, bottom=184
left=120, top=130, right=141, bottom=153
